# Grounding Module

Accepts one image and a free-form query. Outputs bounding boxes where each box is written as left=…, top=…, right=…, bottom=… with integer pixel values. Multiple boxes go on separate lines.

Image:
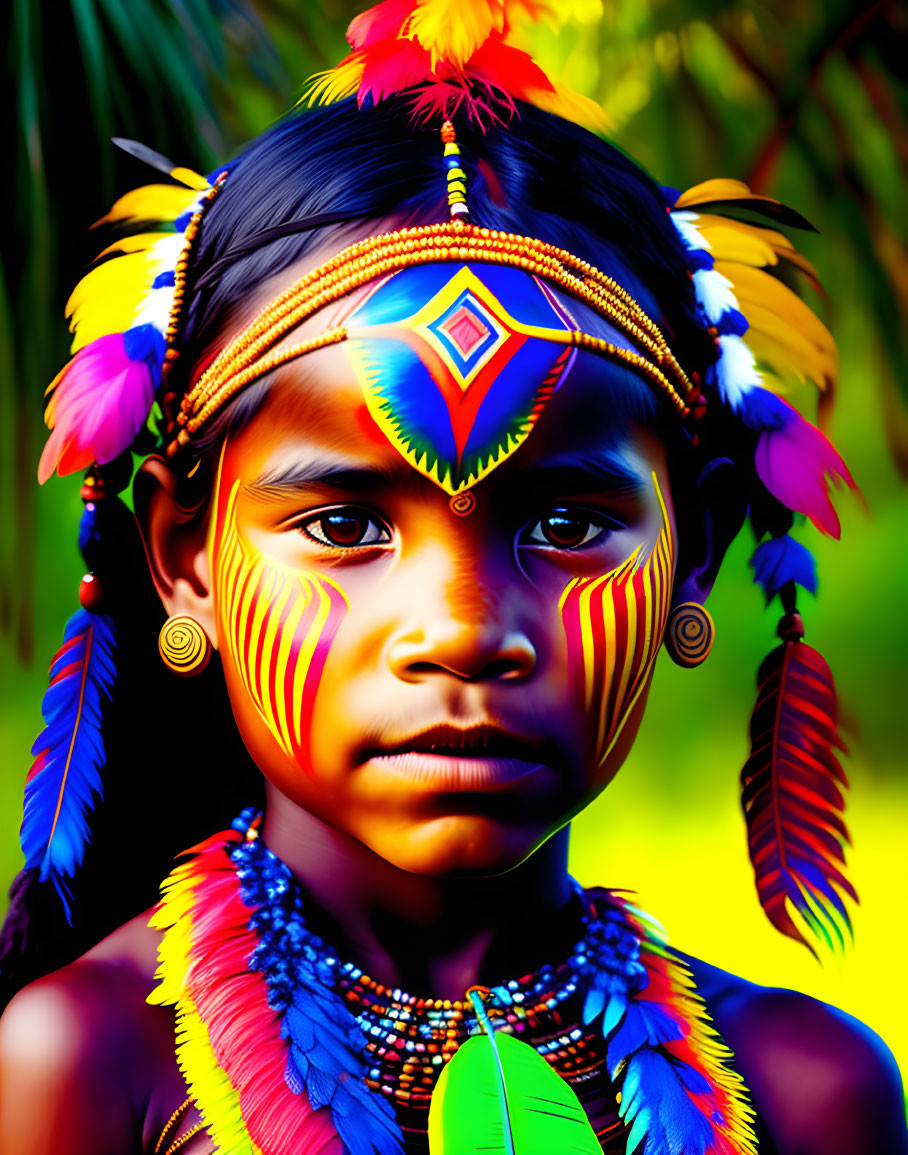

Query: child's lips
left=361, top=724, right=561, bottom=791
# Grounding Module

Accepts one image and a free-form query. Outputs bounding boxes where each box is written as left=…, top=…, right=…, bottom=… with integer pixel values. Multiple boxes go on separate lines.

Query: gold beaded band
left=168, top=219, right=695, bottom=456
left=162, top=172, right=229, bottom=388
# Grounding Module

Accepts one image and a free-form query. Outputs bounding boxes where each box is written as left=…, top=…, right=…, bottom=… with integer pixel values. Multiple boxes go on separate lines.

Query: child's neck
left=262, top=787, right=576, bottom=1001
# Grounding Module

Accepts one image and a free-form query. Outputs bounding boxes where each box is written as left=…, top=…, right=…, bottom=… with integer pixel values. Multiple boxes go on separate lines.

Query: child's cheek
left=558, top=476, right=673, bottom=768
left=211, top=479, right=348, bottom=769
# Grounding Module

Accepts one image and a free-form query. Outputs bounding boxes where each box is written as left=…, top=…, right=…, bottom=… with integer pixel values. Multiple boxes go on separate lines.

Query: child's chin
left=364, top=814, right=550, bottom=878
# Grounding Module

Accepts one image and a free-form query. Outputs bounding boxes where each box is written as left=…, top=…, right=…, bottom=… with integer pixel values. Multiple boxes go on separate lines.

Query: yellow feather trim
left=619, top=903, right=758, bottom=1155
left=742, top=305, right=837, bottom=392
left=645, top=941, right=759, bottom=1155
left=96, top=231, right=176, bottom=260
left=66, top=234, right=184, bottom=351
left=693, top=214, right=821, bottom=288
left=149, top=863, right=259, bottom=1155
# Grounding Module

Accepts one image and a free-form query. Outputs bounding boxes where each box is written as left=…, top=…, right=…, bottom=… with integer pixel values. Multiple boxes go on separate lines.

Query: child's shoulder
left=682, top=951, right=907, bottom=1155
left=0, top=910, right=182, bottom=1154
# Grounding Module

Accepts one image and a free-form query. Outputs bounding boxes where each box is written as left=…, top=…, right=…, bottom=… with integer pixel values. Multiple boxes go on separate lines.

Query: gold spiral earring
left=158, top=615, right=211, bottom=677
left=665, top=602, right=714, bottom=668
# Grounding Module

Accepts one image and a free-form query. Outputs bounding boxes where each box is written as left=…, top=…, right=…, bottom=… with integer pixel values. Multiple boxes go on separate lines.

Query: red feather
left=741, top=617, right=857, bottom=954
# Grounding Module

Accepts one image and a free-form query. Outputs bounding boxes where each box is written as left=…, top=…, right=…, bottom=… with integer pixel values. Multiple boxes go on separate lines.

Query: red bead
left=78, top=573, right=104, bottom=611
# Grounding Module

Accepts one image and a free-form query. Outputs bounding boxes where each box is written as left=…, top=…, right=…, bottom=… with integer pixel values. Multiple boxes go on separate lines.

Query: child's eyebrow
left=245, top=458, right=422, bottom=498
left=504, top=453, right=647, bottom=498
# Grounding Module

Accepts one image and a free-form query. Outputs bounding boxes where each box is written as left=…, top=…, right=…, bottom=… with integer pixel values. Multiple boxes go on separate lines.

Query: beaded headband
left=168, top=212, right=696, bottom=459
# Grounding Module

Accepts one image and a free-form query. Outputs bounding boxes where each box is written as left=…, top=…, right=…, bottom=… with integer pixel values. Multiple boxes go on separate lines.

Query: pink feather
left=39, top=333, right=156, bottom=483
left=185, top=839, right=342, bottom=1153
left=754, top=400, right=856, bottom=538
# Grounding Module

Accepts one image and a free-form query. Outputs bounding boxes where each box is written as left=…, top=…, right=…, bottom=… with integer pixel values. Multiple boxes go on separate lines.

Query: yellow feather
left=169, top=165, right=210, bottom=192
left=696, top=223, right=779, bottom=269
left=404, top=0, right=506, bottom=67
left=717, top=262, right=836, bottom=368
left=742, top=305, right=837, bottom=391
left=694, top=214, right=821, bottom=287
left=674, top=178, right=779, bottom=209
left=96, top=231, right=174, bottom=260
left=94, top=184, right=199, bottom=227
left=66, top=235, right=183, bottom=350
left=304, top=57, right=366, bottom=107
left=531, top=82, right=609, bottom=133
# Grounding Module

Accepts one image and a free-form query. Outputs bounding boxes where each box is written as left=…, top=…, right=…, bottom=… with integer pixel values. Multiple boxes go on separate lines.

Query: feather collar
left=149, top=813, right=757, bottom=1154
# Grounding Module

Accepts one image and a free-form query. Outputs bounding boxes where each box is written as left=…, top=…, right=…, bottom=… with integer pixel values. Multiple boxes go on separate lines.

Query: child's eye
left=521, top=508, right=618, bottom=550
left=297, top=508, right=392, bottom=549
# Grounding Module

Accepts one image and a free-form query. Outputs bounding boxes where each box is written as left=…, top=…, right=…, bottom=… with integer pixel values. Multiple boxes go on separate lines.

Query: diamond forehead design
left=423, top=288, right=509, bottom=391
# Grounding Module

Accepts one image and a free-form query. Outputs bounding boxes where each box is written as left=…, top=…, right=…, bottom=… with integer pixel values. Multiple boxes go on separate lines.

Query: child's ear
left=672, top=456, right=748, bottom=608
left=133, top=456, right=218, bottom=650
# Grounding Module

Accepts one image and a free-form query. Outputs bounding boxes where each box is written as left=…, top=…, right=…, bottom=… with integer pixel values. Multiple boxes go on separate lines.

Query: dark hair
left=1, top=95, right=766, bottom=1004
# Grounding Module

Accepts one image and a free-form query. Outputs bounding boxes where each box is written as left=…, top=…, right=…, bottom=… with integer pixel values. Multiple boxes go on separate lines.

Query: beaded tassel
left=442, top=120, right=469, bottom=220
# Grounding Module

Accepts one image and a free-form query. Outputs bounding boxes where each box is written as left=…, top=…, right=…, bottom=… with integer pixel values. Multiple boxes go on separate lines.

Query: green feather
left=428, top=992, right=601, bottom=1155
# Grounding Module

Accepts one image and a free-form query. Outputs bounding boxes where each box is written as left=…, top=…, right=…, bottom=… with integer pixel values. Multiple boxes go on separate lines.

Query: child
left=0, top=3, right=904, bottom=1152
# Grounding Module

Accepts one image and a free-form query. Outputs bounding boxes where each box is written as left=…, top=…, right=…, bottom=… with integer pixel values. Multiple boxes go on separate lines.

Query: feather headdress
left=38, top=143, right=220, bottom=484
left=306, top=0, right=607, bottom=130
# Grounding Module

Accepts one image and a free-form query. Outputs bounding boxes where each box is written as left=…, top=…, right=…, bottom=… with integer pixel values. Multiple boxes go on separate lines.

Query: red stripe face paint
left=558, top=473, right=674, bottom=769
left=210, top=474, right=348, bottom=772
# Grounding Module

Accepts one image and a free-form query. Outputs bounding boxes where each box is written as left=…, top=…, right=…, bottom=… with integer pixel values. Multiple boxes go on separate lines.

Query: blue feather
left=231, top=832, right=405, bottom=1155
left=606, top=1001, right=684, bottom=1074
left=22, top=608, right=116, bottom=919
left=750, top=535, right=817, bottom=602
left=620, top=1048, right=715, bottom=1155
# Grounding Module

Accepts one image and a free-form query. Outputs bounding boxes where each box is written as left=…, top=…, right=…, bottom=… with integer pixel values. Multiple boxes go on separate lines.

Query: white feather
left=692, top=267, right=739, bottom=325
left=670, top=211, right=709, bottom=253
left=715, top=334, right=762, bottom=410
left=133, top=287, right=173, bottom=333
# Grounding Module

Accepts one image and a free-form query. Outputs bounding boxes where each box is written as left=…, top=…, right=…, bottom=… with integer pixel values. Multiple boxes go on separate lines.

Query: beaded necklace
left=150, top=811, right=758, bottom=1155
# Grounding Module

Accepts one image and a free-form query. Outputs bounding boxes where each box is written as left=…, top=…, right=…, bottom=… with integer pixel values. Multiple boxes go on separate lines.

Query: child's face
left=205, top=332, right=676, bottom=876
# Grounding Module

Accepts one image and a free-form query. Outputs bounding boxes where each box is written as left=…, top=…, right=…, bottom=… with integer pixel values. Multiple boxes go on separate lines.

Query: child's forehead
left=225, top=335, right=660, bottom=500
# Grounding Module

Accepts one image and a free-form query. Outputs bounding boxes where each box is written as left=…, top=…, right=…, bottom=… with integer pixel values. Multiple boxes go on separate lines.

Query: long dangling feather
left=428, top=989, right=601, bottom=1154
left=740, top=625, right=857, bottom=954
left=21, top=608, right=116, bottom=919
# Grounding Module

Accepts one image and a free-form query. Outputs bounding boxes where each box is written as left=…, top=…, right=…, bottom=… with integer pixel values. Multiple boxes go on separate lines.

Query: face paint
left=209, top=470, right=348, bottom=770
left=558, top=473, right=673, bottom=768
left=340, top=263, right=579, bottom=494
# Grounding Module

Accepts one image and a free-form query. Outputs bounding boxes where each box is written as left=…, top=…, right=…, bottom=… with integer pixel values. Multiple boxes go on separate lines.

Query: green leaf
left=428, top=994, right=601, bottom=1155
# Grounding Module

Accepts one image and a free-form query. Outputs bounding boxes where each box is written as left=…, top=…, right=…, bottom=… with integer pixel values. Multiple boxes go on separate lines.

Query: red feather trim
left=741, top=620, right=857, bottom=954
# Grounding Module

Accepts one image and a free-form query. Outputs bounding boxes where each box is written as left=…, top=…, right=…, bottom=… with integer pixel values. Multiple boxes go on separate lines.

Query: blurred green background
left=1, top=0, right=906, bottom=1082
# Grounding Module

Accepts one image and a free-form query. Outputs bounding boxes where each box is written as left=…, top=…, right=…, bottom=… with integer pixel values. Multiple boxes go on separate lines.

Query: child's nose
left=384, top=540, right=536, bottom=684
